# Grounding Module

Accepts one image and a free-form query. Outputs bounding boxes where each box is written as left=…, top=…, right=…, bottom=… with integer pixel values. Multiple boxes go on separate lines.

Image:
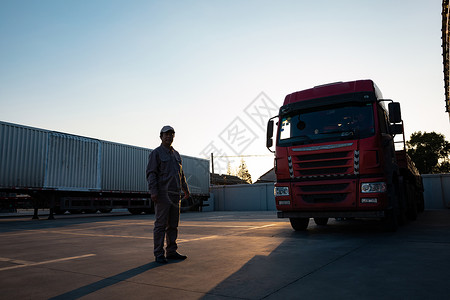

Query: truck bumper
left=278, top=210, right=386, bottom=219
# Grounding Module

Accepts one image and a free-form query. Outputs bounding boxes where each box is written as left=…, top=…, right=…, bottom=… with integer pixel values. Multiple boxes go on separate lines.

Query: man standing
left=146, top=125, right=190, bottom=264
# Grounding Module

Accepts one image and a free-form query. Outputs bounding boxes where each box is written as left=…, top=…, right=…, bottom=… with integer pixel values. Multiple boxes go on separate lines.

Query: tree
left=226, top=162, right=234, bottom=176
left=237, top=159, right=252, bottom=184
left=406, top=131, right=450, bottom=174
left=436, top=161, right=450, bottom=173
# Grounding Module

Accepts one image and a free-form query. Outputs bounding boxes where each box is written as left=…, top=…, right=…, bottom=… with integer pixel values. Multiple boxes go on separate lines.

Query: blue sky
left=1, top=0, right=448, bottom=180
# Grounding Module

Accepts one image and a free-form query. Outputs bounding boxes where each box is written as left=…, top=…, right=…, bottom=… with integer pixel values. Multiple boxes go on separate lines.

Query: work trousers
left=153, top=193, right=181, bottom=257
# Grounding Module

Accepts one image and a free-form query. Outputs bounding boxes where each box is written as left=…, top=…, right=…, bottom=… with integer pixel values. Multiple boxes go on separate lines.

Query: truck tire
left=289, top=218, right=309, bottom=231
left=384, top=177, right=400, bottom=231
left=397, top=177, right=407, bottom=225
left=406, top=184, right=418, bottom=221
left=314, top=217, right=329, bottom=226
left=383, top=209, right=398, bottom=232
left=417, top=191, right=425, bottom=212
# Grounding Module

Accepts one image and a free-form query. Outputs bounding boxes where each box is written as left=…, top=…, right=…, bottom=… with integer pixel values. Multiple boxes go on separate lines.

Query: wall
left=422, top=174, right=450, bottom=209
left=210, top=183, right=276, bottom=211
left=209, top=175, right=450, bottom=211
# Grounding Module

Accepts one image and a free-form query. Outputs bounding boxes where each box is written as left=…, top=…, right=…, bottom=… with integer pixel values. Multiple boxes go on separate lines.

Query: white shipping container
left=0, top=121, right=210, bottom=196
left=0, top=121, right=48, bottom=188
left=101, top=141, right=150, bottom=192
left=182, top=155, right=210, bottom=195
left=44, top=132, right=101, bottom=191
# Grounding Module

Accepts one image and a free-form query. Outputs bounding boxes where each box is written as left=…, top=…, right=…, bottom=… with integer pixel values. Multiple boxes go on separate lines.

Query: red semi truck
left=266, top=80, right=424, bottom=231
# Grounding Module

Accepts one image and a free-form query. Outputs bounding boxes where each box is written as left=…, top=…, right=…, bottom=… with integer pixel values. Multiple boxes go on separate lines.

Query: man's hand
left=151, top=194, right=158, bottom=203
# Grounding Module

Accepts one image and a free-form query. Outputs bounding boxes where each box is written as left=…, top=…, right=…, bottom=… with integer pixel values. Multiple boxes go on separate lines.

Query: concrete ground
left=0, top=209, right=449, bottom=300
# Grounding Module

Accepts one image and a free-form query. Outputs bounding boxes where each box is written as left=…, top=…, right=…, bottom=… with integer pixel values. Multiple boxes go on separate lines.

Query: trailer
left=0, top=121, right=210, bottom=218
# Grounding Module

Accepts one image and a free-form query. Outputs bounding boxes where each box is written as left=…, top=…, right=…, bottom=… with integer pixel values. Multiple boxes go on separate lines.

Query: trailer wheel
left=314, top=217, right=329, bottom=226
left=53, top=208, right=66, bottom=215
left=143, top=202, right=154, bottom=214
left=128, top=208, right=143, bottom=215
left=289, top=218, right=309, bottom=231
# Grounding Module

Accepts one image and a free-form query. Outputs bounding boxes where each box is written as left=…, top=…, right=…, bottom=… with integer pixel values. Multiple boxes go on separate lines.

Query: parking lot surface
left=1, top=210, right=449, bottom=299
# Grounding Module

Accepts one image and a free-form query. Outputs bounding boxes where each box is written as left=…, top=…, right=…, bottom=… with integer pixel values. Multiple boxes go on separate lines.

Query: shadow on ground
left=49, top=262, right=160, bottom=299
left=201, top=213, right=450, bottom=299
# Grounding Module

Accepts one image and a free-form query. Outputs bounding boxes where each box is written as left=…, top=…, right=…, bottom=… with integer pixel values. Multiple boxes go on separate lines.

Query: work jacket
left=146, top=144, right=189, bottom=197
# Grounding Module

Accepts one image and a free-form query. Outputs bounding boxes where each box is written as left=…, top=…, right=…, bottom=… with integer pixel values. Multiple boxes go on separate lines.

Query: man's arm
left=146, top=151, right=159, bottom=201
left=181, top=170, right=190, bottom=199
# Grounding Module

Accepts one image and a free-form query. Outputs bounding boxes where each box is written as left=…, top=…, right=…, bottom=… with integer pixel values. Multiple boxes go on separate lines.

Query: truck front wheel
left=289, top=218, right=309, bottom=231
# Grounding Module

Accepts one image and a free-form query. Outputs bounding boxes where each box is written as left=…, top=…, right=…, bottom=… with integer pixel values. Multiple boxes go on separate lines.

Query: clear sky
left=1, top=0, right=449, bottom=180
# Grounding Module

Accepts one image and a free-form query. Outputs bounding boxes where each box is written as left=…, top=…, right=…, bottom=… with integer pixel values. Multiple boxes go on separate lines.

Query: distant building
left=210, top=173, right=249, bottom=185
left=254, top=168, right=275, bottom=184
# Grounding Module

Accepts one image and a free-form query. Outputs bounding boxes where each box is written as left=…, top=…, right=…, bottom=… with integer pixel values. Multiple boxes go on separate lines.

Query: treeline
left=407, top=131, right=450, bottom=174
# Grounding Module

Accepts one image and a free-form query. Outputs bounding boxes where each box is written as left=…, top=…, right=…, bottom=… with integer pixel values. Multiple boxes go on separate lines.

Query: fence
left=208, top=175, right=450, bottom=211
left=209, top=183, right=275, bottom=211
left=422, top=174, right=450, bottom=209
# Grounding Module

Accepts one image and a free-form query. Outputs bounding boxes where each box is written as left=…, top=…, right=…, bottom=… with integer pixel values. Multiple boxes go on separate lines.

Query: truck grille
left=299, top=183, right=349, bottom=192
left=292, top=151, right=354, bottom=177
left=295, top=183, right=350, bottom=204
left=302, top=193, right=347, bottom=203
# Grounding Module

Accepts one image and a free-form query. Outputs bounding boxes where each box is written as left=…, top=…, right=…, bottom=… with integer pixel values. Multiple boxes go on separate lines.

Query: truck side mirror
left=266, top=120, right=274, bottom=150
left=388, top=102, right=402, bottom=124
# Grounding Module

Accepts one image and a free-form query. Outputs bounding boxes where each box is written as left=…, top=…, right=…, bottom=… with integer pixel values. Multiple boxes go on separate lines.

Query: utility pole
left=211, top=153, right=214, bottom=185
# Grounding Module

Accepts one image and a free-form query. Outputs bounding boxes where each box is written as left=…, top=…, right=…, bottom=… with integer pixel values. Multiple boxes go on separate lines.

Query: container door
left=44, top=133, right=101, bottom=191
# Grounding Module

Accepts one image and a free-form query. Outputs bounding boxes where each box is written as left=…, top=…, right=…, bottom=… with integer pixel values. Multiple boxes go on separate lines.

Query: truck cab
left=267, top=80, right=422, bottom=231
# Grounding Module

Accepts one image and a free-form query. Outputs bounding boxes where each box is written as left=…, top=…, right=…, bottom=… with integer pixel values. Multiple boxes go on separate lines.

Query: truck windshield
left=278, top=103, right=375, bottom=146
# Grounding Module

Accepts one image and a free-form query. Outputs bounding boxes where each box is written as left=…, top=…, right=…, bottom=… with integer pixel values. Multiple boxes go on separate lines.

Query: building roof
left=254, top=168, right=276, bottom=184
left=210, top=173, right=249, bottom=185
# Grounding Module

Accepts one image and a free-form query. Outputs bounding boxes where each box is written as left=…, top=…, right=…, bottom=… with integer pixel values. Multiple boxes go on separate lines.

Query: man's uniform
left=146, top=142, right=189, bottom=258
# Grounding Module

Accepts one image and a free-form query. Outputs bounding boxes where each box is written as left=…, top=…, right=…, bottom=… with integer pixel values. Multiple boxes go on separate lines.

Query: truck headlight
left=275, top=186, right=289, bottom=196
left=361, top=182, right=387, bottom=193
